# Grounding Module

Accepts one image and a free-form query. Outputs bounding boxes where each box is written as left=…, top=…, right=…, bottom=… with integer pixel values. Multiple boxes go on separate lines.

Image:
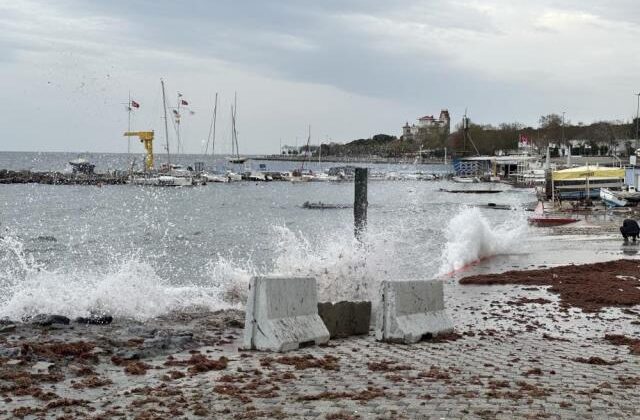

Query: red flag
left=180, top=99, right=189, bottom=106
left=519, top=134, right=529, bottom=144
left=130, top=100, right=140, bottom=108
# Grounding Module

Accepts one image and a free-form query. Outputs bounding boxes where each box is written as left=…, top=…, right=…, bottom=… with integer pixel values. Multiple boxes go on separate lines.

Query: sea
left=0, top=151, right=633, bottom=322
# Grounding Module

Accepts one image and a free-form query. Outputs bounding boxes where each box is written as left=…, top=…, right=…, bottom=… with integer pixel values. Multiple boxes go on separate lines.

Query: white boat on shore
left=600, top=188, right=628, bottom=207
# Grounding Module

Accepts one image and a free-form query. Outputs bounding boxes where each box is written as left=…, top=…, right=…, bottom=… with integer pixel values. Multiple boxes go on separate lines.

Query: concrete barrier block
left=317, top=301, right=371, bottom=338
left=242, top=276, right=330, bottom=352
left=376, top=280, right=453, bottom=344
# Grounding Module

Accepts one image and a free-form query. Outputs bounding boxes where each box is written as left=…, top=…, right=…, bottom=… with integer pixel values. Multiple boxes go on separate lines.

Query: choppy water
left=1, top=152, right=630, bottom=322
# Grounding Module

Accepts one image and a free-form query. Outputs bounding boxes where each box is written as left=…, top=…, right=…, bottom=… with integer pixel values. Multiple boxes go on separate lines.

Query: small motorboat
left=452, top=176, right=480, bottom=183
left=69, top=158, right=95, bottom=174
left=302, top=201, right=351, bottom=209
left=203, top=172, right=229, bottom=183
left=477, top=203, right=515, bottom=210
left=439, top=188, right=502, bottom=194
left=527, top=201, right=578, bottom=227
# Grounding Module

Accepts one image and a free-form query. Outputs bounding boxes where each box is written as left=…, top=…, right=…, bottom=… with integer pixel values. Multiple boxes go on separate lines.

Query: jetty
left=0, top=170, right=127, bottom=185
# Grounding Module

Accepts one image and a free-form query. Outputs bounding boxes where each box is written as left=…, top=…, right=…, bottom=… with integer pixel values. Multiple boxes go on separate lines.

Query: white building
left=401, top=109, right=450, bottom=141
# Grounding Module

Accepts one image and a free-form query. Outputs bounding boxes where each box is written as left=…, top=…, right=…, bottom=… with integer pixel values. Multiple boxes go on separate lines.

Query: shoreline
left=2, top=257, right=640, bottom=418
left=252, top=155, right=447, bottom=164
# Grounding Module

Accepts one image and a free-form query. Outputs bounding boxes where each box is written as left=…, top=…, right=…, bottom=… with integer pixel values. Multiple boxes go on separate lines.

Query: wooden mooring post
left=354, top=167, right=368, bottom=239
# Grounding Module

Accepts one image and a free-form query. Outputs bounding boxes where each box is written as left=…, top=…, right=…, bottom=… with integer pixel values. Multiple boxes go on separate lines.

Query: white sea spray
left=438, top=206, right=528, bottom=275
left=0, top=206, right=528, bottom=320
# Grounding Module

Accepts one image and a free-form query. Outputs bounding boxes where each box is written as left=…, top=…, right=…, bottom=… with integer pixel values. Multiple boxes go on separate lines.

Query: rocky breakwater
left=0, top=169, right=127, bottom=185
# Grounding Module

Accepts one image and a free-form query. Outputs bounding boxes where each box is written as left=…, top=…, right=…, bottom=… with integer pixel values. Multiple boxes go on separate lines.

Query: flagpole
left=176, top=93, right=182, bottom=155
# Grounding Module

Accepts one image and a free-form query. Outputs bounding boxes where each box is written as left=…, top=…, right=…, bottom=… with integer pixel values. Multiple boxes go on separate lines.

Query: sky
left=1, top=0, right=639, bottom=154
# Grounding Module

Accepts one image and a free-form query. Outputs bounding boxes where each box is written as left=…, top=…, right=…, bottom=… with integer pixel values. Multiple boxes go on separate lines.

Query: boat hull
left=129, top=175, right=194, bottom=187
left=600, top=188, right=628, bottom=207
left=528, top=217, right=578, bottom=227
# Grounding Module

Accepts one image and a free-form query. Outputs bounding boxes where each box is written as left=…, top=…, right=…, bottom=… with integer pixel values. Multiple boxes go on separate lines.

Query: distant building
left=547, top=139, right=636, bottom=157
left=401, top=109, right=450, bottom=141
left=281, top=145, right=299, bottom=155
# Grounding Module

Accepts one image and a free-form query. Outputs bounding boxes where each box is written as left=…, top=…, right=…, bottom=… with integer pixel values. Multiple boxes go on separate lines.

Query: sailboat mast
left=233, top=92, right=239, bottom=159
left=301, top=125, right=311, bottom=171
left=161, top=79, right=171, bottom=168
left=230, top=105, right=235, bottom=157
left=212, top=92, right=218, bottom=159
left=204, top=92, right=218, bottom=159
left=127, top=91, right=131, bottom=155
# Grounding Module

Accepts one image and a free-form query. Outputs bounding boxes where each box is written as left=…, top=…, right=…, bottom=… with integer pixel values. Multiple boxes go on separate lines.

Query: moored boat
left=452, top=176, right=480, bottom=183
left=68, top=158, right=95, bottom=174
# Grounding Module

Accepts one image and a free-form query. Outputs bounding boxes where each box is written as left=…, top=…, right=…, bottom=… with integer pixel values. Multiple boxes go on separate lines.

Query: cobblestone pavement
left=2, top=273, right=640, bottom=419
left=3, top=327, right=640, bottom=419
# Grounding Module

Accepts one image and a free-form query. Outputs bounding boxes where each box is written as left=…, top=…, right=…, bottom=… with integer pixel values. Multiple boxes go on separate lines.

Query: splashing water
left=0, top=206, right=527, bottom=321
left=203, top=224, right=403, bottom=305
left=0, top=235, right=235, bottom=321
left=438, top=206, right=528, bottom=275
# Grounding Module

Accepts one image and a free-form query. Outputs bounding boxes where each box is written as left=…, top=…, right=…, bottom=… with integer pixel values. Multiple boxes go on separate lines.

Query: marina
left=3, top=2, right=640, bottom=418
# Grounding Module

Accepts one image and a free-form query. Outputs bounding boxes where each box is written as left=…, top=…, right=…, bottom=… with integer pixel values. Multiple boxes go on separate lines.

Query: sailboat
left=284, top=125, right=314, bottom=182
left=128, top=79, right=194, bottom=187
left=200, top=92, right=229, bottom=183
left=227, top=93, right=248, bottom=164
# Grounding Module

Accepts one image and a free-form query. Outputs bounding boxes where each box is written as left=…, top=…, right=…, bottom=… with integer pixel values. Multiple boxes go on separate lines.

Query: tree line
left=282, top=115, right=640, bottom=158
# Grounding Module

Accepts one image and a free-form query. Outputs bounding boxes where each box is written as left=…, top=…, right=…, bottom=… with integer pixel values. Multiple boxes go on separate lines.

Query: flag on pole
left=130, top=100, right=140, bottom=108
left=518, top=134, right=530, bottom=148
left=180, top=99, right=189, bottom=106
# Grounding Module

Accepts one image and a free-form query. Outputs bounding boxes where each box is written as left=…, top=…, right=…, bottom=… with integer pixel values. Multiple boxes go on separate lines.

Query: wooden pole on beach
left=354, top=168, right=368, bottom=239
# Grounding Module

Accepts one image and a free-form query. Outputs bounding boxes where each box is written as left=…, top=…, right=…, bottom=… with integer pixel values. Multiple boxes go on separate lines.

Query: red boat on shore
left=528, top=216, right=579, bottom=227
left=527, top=202, right=579, bottom=227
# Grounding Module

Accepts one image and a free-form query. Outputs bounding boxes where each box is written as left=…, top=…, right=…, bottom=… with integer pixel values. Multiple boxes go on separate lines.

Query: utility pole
left=635, top=93, right=640, bottom=151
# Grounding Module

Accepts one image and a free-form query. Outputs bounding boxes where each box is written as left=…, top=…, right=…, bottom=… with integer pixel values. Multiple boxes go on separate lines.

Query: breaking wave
left=0, top=206, right=527, bottom=321
left=203, top=224, right=403, bottom=306
left=438, top=206, right=528, bottom=275
left=0, top=223, right=404, bottom=321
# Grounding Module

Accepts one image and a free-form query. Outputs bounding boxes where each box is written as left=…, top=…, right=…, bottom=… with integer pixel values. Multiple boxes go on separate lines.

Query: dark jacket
left=621, top=219, right=640, bottom=235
